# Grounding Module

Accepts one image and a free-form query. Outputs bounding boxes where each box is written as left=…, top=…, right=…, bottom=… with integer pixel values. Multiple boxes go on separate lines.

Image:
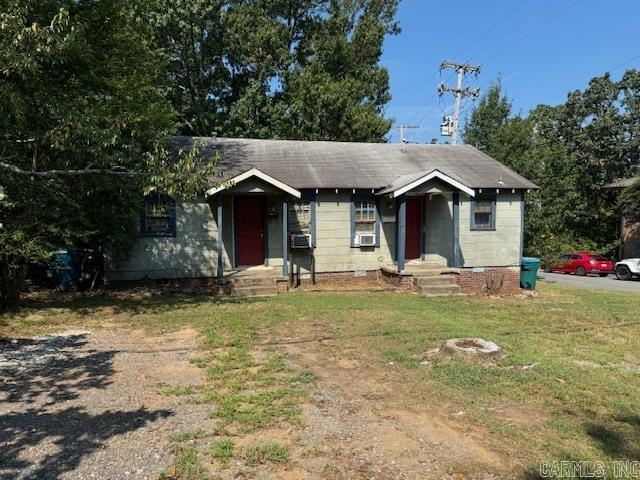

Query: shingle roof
left=174, top=136, right=538, bottom=190
left=377, top=170, right=436, bottom=195
left=377, top=169, right=476, bottom=197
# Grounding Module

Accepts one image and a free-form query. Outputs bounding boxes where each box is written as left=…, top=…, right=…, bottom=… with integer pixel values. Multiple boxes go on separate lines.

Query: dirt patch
left=487, top=403, right=550, bottom=430
left=0, top=320, right=521, bottom=479
left=279, top=332, right=510, bottom=479
left=0, top=327, right=210, bottom=480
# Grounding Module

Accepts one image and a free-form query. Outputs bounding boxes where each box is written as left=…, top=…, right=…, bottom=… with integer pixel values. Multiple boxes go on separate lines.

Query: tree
left=463, top=71, right=640, bottom=260
left=152, top=0, right=399, bottom=141
left=0, top=0, right=213, bottom=310
left=151, top=0, right=227, bottom=136
left=462, top=80, right=512, bottom=157
left=620, top=179, right=640, bottom=223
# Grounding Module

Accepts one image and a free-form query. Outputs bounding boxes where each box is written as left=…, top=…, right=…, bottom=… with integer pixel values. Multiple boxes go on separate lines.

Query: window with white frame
left=353, top=199, right=377, bottom=245
left=141, top=195, right=176, bottom=236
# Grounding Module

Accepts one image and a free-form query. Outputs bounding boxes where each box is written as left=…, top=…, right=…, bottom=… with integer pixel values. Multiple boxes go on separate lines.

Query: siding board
left=458, top=192, right=522, bottom=267
left=107, top=191, right=524, bottom=280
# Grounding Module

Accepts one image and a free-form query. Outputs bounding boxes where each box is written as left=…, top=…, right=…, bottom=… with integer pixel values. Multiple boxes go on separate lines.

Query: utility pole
left=438, top=61, right=481, bottom=144
left=393, top=124, right=419, bottom=145
left=393, top=124, right=420, bottom=152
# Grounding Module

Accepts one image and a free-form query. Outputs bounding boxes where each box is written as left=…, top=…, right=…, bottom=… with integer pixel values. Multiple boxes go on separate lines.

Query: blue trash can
left=51, top=249, right=81, bottom=292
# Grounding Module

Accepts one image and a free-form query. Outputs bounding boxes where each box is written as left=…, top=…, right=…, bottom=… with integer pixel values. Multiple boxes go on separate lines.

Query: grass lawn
left=3, top=284, right=640, bottom=477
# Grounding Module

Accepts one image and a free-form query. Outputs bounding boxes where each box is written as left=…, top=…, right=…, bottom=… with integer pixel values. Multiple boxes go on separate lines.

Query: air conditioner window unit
left=290, top=233, right=312, bottom=249
left=357, top=233, right=376, bottom=247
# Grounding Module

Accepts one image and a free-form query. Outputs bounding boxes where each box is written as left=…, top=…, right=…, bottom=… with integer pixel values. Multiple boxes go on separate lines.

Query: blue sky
left=382, top=0, right=640, bottom=143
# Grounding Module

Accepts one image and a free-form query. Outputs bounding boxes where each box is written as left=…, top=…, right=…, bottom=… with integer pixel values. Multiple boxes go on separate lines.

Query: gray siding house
left=106, top=137, right=537, bottom=293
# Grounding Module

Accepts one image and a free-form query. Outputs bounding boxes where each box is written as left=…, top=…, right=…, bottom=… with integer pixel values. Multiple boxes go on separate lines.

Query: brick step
left=228, top=285, right=279, bottom=298
left=413, top=275, right=458, bottom=287
left=417, top=284, right=461, bottom=297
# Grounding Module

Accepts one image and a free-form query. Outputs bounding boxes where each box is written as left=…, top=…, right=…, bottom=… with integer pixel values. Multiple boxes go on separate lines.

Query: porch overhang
left=206, top=167, right=302, bottom=198
left=377, top=169, right=475, bottom=198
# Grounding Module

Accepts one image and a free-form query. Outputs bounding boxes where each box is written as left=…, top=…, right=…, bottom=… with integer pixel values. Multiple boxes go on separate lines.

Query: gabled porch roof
left=376, top=169, right=475, bottom=198
left=206, top=167, right=302, bottom=198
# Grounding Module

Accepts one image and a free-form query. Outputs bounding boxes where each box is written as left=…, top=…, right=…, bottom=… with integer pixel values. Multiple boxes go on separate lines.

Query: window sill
left=470, top=227, right=496, bottom=231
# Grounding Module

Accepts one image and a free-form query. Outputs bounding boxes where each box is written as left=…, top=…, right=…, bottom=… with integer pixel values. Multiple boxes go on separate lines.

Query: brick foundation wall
left=379, top=269, right=415, bottom=290
left=456, top=267, right=521, bottom=294
left=106, top=276, right=219, bottom=290
left=297, top=270, right=381, bottom=286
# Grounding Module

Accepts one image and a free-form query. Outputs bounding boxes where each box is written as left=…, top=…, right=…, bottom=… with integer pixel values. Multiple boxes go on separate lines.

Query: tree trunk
left=0, top=261, right=26, bottom=311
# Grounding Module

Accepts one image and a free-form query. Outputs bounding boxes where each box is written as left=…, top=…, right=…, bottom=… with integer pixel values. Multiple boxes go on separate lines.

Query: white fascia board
left=206, top=167, right=301, bottom=198
left=392, top=170, right=475, bottom=198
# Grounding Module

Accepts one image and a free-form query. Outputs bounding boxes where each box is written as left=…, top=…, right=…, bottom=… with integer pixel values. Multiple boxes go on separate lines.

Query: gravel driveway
left=539, top=272, right=640, bottom=293
left=0, top=328, right=209, bottom=480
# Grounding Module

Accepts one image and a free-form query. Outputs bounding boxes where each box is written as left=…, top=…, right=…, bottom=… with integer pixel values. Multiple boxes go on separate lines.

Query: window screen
left=288, top=199, right=311, bottom=234
left=141, top=196, right=176, bottom=236
left=471, top=195, right=496, bottom=230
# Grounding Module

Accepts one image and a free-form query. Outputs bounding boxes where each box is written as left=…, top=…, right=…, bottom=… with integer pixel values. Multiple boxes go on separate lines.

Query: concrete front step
left=416, top=284, right=461, bottom=296
left=228, top=285, right=279, bottom=297
left=410, top=269, right=458, bottom=277
left=413, top=275, right=458, bottom=287
left=226, top=276, right=278, bottom=287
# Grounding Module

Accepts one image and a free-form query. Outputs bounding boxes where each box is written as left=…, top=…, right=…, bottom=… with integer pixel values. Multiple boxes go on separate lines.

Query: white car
left=614, top=258, right=640, bottom=281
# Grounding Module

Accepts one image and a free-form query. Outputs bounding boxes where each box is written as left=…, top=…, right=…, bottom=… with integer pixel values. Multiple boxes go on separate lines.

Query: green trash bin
left=520, top=257, right=541, bottom=290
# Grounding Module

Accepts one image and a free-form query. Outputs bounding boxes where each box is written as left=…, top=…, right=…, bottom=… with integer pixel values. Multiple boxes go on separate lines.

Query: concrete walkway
left=539, top=272, right=640, bottom=293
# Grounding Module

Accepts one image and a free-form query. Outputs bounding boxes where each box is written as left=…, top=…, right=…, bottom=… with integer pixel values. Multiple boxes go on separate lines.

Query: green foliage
left=463, top=79, right=512, bottom=156
left=160, top=446, right=210, bottom=480
left=243, top=442, right=289, bottom=465
left=152, top=0, right=399, bottom=141
left=0, top=0, right=216, bottom=309
left=158, top=384, right=195, bottom=396
left=210, top=438, right=235, bottom=467
left=464, top=71, right=640, bottom=259
left=172, top=429, right=208, bottom=443
left=619, top=178, right=640, bottom=221
left=1, top=0, right=397, bottom=310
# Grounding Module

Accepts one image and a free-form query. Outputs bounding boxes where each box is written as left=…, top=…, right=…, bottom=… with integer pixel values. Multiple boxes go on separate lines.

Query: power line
left=477, top=0, right=586, bottom=66
left=398, top=0, right=528, bottom=114
left=404, top=69, right=467, bottom=137
left=466, top=0, right=556, bottom=63
left=451, top=0, right=529, bottom=62
left=390, top=69, right=440, bottom=120
left=544, top=53, right=640, bottom=104
left=405, top=91, right=439, bottom=124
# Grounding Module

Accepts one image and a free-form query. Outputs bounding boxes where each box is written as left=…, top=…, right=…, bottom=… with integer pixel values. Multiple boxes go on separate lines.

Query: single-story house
left=106, top=137, right=538, bottom=293
left=604, top=176, right=640, bottom=259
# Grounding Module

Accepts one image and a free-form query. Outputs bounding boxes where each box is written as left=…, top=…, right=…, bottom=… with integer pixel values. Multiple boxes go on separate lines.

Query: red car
left=549, top=251, right=614, bottom=277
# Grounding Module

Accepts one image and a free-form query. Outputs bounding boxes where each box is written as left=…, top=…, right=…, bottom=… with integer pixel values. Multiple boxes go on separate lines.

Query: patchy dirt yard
left=282, top=335, right=506, bottom=479
left=0, top=323, right=508, bottom=480
left=3, top=286, right=640, bottom=479
left=0, top=328, right=208, bottom=480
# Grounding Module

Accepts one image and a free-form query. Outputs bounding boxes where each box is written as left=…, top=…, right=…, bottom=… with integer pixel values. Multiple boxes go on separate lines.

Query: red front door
left=235, top=196, right=265, bottom=266
left=405, top=197, right=422, bottom=260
